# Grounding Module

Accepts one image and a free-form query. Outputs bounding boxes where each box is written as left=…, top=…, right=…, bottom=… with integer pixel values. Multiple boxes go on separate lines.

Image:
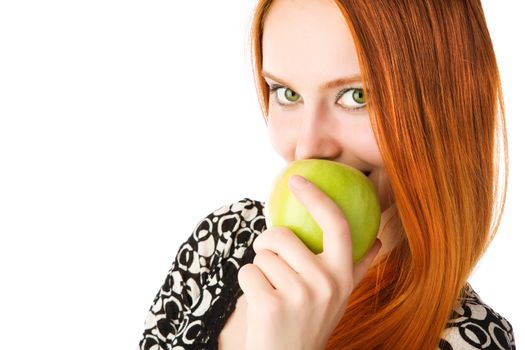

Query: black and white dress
left=137, top=198, right=516, bottom=350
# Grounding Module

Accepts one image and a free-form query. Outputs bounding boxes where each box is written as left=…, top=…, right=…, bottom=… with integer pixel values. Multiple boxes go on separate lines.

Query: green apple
left=265, top=159, right=381, bottom=262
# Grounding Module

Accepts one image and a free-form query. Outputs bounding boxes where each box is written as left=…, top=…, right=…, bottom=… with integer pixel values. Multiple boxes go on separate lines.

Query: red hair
left=248, top=0, right=508, bottom=348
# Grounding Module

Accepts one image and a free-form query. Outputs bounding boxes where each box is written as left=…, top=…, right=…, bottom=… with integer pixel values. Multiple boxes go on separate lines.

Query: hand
left=237, top=175, right=382, bottom=350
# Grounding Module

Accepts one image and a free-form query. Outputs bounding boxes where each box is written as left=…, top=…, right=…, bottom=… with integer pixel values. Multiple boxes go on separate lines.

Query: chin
left=367, top=169, right=395, bottom=212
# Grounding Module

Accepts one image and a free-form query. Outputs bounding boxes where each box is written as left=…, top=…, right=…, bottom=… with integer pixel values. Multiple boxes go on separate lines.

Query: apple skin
left=265, top=159, right=381, bottom=263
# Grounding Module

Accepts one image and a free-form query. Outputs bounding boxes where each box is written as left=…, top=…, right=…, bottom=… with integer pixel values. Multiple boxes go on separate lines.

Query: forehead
left=262, top=0, right=361, bottom=81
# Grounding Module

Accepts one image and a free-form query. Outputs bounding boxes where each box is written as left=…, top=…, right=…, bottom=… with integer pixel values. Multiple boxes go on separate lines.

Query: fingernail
left=289, top=175, right=308, bottom=190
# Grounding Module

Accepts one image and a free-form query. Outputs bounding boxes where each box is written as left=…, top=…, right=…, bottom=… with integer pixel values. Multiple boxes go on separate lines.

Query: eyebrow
left=262, top=71, right=362, bottom=90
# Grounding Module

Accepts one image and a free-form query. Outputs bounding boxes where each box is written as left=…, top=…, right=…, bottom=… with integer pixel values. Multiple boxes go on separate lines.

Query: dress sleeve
left=137, top=206, right=225, bottom=350
left=137, top=198, right=266, bottom=350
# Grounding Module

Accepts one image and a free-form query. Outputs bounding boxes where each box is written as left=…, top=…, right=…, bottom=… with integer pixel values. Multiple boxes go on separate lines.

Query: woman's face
left=262, top=0, right=394, bottom=212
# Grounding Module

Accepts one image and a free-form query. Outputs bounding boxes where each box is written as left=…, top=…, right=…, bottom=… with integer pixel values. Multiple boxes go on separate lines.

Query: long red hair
left=248, top=0, right=508, bottom=348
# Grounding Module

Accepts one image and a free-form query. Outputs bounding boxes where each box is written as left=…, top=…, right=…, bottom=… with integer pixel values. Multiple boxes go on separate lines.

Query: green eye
left=268, top=84, right=367, bottom=111
left=276, top=87, right=300, bottom=104
left=338, top=88, right=367, bottom=110
left=352, top=89, right=365, bottom=104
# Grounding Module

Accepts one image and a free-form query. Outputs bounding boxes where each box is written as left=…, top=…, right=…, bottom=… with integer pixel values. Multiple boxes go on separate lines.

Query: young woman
left=138, top=0, right=515, bottom=349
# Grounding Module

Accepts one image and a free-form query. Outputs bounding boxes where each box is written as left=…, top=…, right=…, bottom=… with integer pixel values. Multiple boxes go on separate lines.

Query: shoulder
left=439, top=283, right=516, bottom=349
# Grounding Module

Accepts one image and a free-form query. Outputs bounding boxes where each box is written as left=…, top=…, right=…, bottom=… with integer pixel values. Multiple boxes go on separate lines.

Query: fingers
left=253, top=226, right=320, bottom=275
left=288, top=175, right=354, bottom=281
left=238, top=246, right=305, bottom=301
left=238, top=263, right=274, bottom=302
left=244, top=174, right=377, bottom=304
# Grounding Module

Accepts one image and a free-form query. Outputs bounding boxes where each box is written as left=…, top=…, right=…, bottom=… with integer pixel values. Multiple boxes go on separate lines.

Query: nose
left=294, top=109, right=342, bottom=161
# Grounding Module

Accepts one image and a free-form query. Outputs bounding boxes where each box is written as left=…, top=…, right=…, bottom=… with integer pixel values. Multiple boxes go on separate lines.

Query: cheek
left=267, top=114, right=296, bottom=161
left=344, top=122, right=384, bottom=166
left=361, top=138, right=383, bottom=166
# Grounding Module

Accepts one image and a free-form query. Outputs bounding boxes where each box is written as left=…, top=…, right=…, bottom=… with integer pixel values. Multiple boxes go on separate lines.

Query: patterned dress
left=137, top=198, right=516, bottom=350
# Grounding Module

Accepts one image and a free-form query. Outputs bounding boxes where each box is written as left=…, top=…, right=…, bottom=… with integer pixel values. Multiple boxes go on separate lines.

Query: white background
left=0, top=1, right=522, bottom=348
